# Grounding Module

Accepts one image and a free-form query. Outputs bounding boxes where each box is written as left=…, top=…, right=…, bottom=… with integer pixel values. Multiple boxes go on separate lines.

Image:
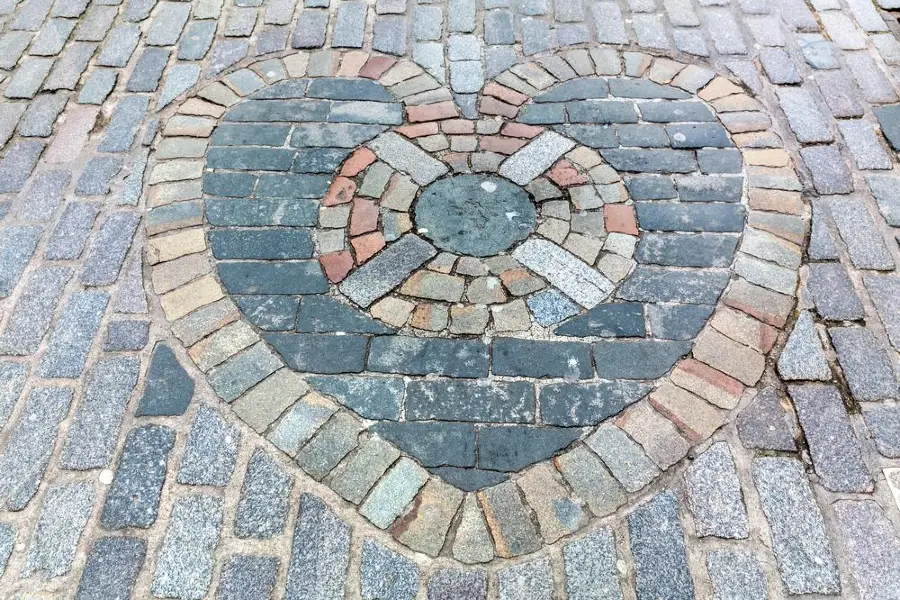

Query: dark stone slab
left=594, top=340, right=691, bottom=379
left=255, top=173, right=332, bottom=198
left=76, top=537, right=146, bottom=600
left=533, top=78, right=610, bottom=102
left=492, top=338, right=593, bottom=378
left=236, top=295, right=299, bottom=331
left=136, top=343, right=194, bottom=417
left=224, top=99, right=330, bottom=122
left=203, top=172, right=257, bottom=197
left=736, top=387, right=797, bottom=452
left=628, top=492, right=695, bottom=600
left=636, top=233, right=739, bottom=267
left=667, top=123, right=732, bottom=148
left=297, top=296, right=393, bottom=334
left=372, top=422, right=476, bottom=467
left=210, top=123, right=291, bottom=146
left=218, top=555, right=278, bottom=600
left=428, top=467, right=509, bottom=492
left=639, top=100, right=715, bottom=122
left=647, top=304, right=714, bottom=340
left=567, top=100, right=638, bottom=123
left=555, top=302, right=646, bottom=337
left=309, top=375, right=404, bottom=420
left=637, top=202, right=746, bottom=232
left=874, top=104, right=900, bottom=150
left=619, top=266, right=730, bottom=304
left=610, top=79, right=690, bottom=99
left=406, top=379, right=535, bottom=423
left=625, top=175, right=678, bottom=199
left=698, top=148, right=743, bottom=174
left=250, top=79, right=310, bottom=99
left=289, top=123, right=387, bottom=148
left=207, top=198, right=317, bottom=227
left=368, top=336, right=489, bottom=378
left=101, top=425, right=175, bottom=529
left=206, top=147, right=295, bottom=171
left=217, top=261, right=328, bottom=294
left=601, top=149, right=697, bottom=173
left=210, top=228, right=313, bottom=260
left=676, top=175, right=743, bottom=202
left=284, top=494, right=350, bottom=600
left=540, top=381, right=652, bottom=426
left=265, top=332, right=368, bottom=374
left=477, top=426, right=584, bottom=471
left=554, top=124, right=619, bottom=148
left=617, top=123, right=669, bottom=147
left=308, top=78, right=393, bottom=101
left=293, top=147, right=352, bottom=173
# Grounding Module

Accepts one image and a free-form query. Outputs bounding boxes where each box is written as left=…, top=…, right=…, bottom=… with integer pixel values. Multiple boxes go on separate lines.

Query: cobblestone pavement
left=2, top=0, right=900, bottom=597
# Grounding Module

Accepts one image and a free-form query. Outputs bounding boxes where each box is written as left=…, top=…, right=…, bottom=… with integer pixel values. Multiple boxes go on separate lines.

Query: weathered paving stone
left=76, top=537, right=147, bottom=600
left=330, top=437, right=401, bottom=504
left=563, top=528, right=624, bottom=600
left=406, top=379, right=533, bottom=423
left=265, top=333, right=367, bottom=374
left=555, top=446, right=624, bottom=518
left=296, top=412, right=362, bottom=479
left=0, top=361, right=28, bottom=429
left=827, top=196, right=895, bottom=270
left=863, top=405, right=900, bottom=458
left=628, top=492, right=694, bottom=600
left=61, top=357, right=140, bottom=470
left=22, top=482, right=94, bottom=578
left=285, top=494, right=350, bottom=600
left=136, top=343, right=195, bottom=415
left=397, top=479, right=465, bottom=555
left=807, top=262, right=864, bottom=321
left=478, top=481, right=541, bottom=557
left=834, top=500, right=900, bottom=600
left=0, top=225, right=41, bottom=297
left=0, top=266, right=72, bottom=355
left=514, top=239, right=614, bottom=307
left=585, top=423, right=660, bottom=492
left=829, top=327, right=899, bottom=401
left=126, top=47, right=170, bottom=92
left=146, top=1, right=191, bottom=45
left=635, top=234, right=739, bottom=268
left=478, top=426, right=584, bottom=471
left=647, top=304, right=713, bottom=340
left=152, top=495, right=224, bottom=599
left=43, top=41, right=97, bottom=90
left=235, top=449, right=293, bottom=539
left=368, top=336, right=489, bottom=378
left=179, top=20, right=217, bottom=60
left=593, top=340, right=690, bottom=379
left=752, top=457, right=841, bottom=595
left=297, top=296, right=391, bottom=333
left=18, top=92, right=67, bottom=136
left=339, top=235, right=437, bottom=306
left=493, top=338, right=592, bottom=379
left=360, top=457, right=429, bottom=528
left=636, top=202, right=744, bottom=232
left=541, top=381, right=651, bottom=427
left=777, top=311, right=831, bottom=381
left=79, top=69, right=118, bottom=104
left=684, top=442, right=749, bottom=539
left=309, top=376, right=403, bottom=420
left=38, top=291, right=108, bottom=379
left=178, top=405, right=240, bottom=486
left=498, top=557, right=554, bottom=599
left=0, top=524, right=13, bottom=578
left=101, top=425, right=175, bottom=529
left=360, top=539, right=418, bottom=600
left=618, top=267, right=729, bottom=304
left=4, top=59, right=53, bottom=99
left=81, top=212, right=141, bottom=286
left=266, top=392, right=336, bottom=455
left=217, top=555, right=279, bottom=600
left=76, top=155, right=124, bottom=195
left=500, top=131, right=576, bottom=184
left=103, top=320, right=150, bottom=351
left=789, top=384, right=873, bottom=493
left=706, top=550, right=768, bottom=600
left=97, top=23, right=140, bottom=66
left=209, top=341, right=283, bottom=402
left=736, top=388, right=797, bottom=452
left=427, top=568, right=487, bottom=600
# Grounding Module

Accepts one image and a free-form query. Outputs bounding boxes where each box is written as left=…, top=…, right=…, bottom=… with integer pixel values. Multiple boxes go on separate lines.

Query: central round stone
left=414, top=175, right=537, bottom=257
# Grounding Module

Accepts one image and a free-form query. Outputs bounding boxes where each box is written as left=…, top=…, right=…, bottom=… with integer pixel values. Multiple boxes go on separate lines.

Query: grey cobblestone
left=285, top=494, right=350, bottom=600
left=44, top=201, right=100, bottom=260
left=218, top=555, right=279, bottom=600
left=628, top=492, right=694, bottom=600
left=178, top=405, right=240, bottom=486
left=39, top=291, right=109, bottom=379
left=23, top=482, right=94, bottom=578
left=76, top=537, right=147, bottom=600
left=235, top=449, right=292, bottom=538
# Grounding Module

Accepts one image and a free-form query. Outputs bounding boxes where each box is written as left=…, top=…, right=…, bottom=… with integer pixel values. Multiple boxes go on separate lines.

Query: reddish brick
left=352, top=232, right=385, bottom=263
left=479, top=97, right=518, bottom=119
left=340, top=148, right=376, bottom=177
left=501, top=122, right=544, bottom=139
left=407, top=101, right=458, bottom=122
left=723, top=279, right=793, bottom=328
left=671, top=359, right=744, bottom=410
left=547, top=160, right=588, bottom=187
left=320, top=251, right=354, bottom=282
left=443, top=152, right=470, bottom=172
left=396, top=122, right=439, bottom=138
left=604, top=204, right=639, bottom=235
left=710, top=306, right=778, bottom=353
left=323, top=177, right=356, bottom=206
left=360, top=56, right=396, bottom=79
left=483, top=82, right=529, bottom=106
left=349, top=198, right=379, bottom=236
left=479, top=135, right=528, bottom=155
left=441, top=119, right=476, bottom=134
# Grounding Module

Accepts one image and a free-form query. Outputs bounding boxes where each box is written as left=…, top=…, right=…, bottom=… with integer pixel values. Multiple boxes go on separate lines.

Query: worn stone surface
left=684, top=442, right=749, bottom=539
left=628, top=492, right=695, bottom=600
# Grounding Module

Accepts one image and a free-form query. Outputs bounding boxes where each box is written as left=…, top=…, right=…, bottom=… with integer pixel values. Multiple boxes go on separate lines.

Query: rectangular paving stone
left=752, top=457, right=840, bottom=595
left=369, top=131, right=449, bottom=184
left=834, top=500, right=900, bottom=600
left=147, top=1, right=191, bottom=45
left=235, top=449, right=292, bottom=539
left=74, top=5, right=117, bottom=40
left=361, top=457, right=429, bottom=529
left=0, top=32, right=32, bottom=70
left=564, top=528, right=623, bottom=600
left=76, top=155, right=124, bottom=195
left=81, top=212, right=141, bottom=286
left=493, top=338, right=593, bottom=379
left=542, top=381, right=652, bottom=427
left=126, top=47, right=170, bottom=92
left=207, top=342, right=282, bottom=402
left=291, top=123, right=388, bottom=147
left=619, top=266, right=729, bottom=304
left=329, top=437, right=401, bottom=504
left=100, top=96, right=150, bottom=152
left=62, top=356, right=140, bottom=470
left=478, top=481, right=542, bottom=558
left=407, top=379, right=535, bottom=422
left=586, top=423, right=660, bottom=493
left=76, top=537, right=146, bottom=600
left=0, top=140, right=44, bottom=192
left=15, top=169, right=70, bottom=221
left=285, top=494, right=350, bottom=600
left=514, top=238, right=614, bottom=307
left=628, top=492, right=694, bottom=600
left=341, top=234, right=436, bottom=306
left=0, top=387, right=72, bottom=510
left=292, top=9, right=329, bottom=48
left=218, top=555, right=279, bottom=600
left=499, top=131, right=576, bottom=184
left=178, top=20, right=217, bottom=59
left=97, top=23, right=140, bottom=66
left=79, top=69, right=118, bottom=104
left=684, top=442, right=749, bottom=539
left=152, top=495, right=223, bottom=599
left=43, top=41, right=96, bottom=90
left=498, top=557, right=554, bottom=600
left=0, top=224, right=42, bottom=298
left=178, top=405, right=240, bottom=486
left=22, top=482, right=94, bottom=578
left=29, top=18, right=75, bottom=56
left=0, top=103, right=26, bottom=147
left=829, top=327, right=898, bottom=401
left=4, top=58, right=53, bottom=98
left=265, top=391, right=335, bottom=454
left=826, top=196, right=895, bottom=270
left=264, top=332, right=367, bottom=374
left=369, top=336, right=490, bottom=378
left=775, top=87, right=833, bottom=143
left=601, top=148, right=697, bottom=173
left=0, top=361, right=28, bottom=429
left=706, top=550, right=768, bottom=600
left=39, top=291, right=109, bottom=379
left=555, top=447, right=624, bottom=519
left=44, top=201, right=100, bottom=260
left=594, top=339, right=691, bottom=379
left=636, top=202, right=744, bottom=232
left=295, top=412, right=361, bottom=479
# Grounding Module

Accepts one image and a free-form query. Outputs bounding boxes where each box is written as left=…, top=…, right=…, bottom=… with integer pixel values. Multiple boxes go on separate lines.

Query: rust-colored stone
left=604, top=204, right=639, bottom=235
left=479, top=135, right=528, bottom=155
left=351, top=231, right=386, bottom=263
left=483, top=82, right=529, bottom=105
left=396, top=122, right=439, bottom=138
left=501, top=122, right=543, bottom=139
left=340, top=148, right=376, bottom=177
left=407, top=101, right=458, bottom=122
left=479, top=96, right=518, bottom=119
left=319, top=251, right=354, bottom=282
left=323, top=177, right=356, bottom=206
left=359, top=56, right=396, bottom=79
left=547, top=159, right=589, bottom=187
left=349, top=198, right=379, bottom=236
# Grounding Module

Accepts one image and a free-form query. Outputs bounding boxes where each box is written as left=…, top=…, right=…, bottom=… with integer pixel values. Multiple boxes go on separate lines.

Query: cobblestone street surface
left=1, top=0, right=900, bottom=597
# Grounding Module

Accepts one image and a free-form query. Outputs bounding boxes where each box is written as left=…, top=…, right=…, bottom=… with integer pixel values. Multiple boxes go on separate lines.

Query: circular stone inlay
left=414, top=175, right=537, bottom=257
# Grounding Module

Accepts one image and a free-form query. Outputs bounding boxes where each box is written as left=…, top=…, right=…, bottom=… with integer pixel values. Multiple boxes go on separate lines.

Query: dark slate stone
left=210, top=123, right=291, bottom=146
left=736, top=387, right=797, bottom=452
left=619, top=267, right=730, bottom=303
left=308, top=78, right=393, bottom=101
left=255, top=173, right=331, bottom=198
left=297, top=296, right=393, bottom=334
left=636, top=233, right=739, bottom=267
left=676, top=175, right=743, bottom=202
left=593, top=340, right=691, bottom=379
left=540, top=381, right=653, bottom=426
left=492, top=338, right=593, bottom=379
left=235, top=449, right=292, bottom=539
left=217, top=261, right=328, bottom=294
left=223, top=99, right=330, bottom=122
left=136, top=343, right=194, bottom=417
left=554, top=124, right=619, bottom=148
left=293, top=147, right=352, bottom=173
left=103, top=320, right=150, bottom=351
left=265, top=333, right=367, bottom=374
left=249, top=79, right=309, bottom=100
left=874, top=104, right=900, bottom=151
left=125, top=47, right=169, bottom=92
left=647, top=304, right=714, bottom=340
left=309, top=375, right=404, bottom=420
left=368, top=336, right=490, bottom=378
left=636, top=202, right=745, bottom=232
left=667, top=123, right=732, bottom=148
left=567, top=100, right=638, bottom=123
left=207, top=198, right=317, bottom=227
left=284, top=495, right=350, bottom=600
left=428, top=467, right=509, bottom=492
left=427, top=569, right=487, bottom=600
left=638, top=100, right=715, bottom=122
left=628, top=492, right=695, bottom=600
left=698, top=148, right=743, bottom=173
left=209, top=228, right=313, bottom=260
left=236, top=295, right=299, bottom=331
left=203, top=172, right=257, bottom=197
left=101, top=425, right=175, bottom=529
left=555, top=302, right=646, bottom=337
left=478, top=426, right=585, bottom=471
left=610, top=79, right=690, bottom=99
left=406, top=380, right=535, bottom=423
left=218, top=555, right=278, bottom=600
left=601, top=149, right=697, bottom=173
left=290, top=123, right=387, bottom=148
left=76, top=537, right=146, bottom=600
left=206, top=147, right=295, bottom=171
left=533, top=78, right=610, bottom=102
left=617, top=124, right=669, bottom=147
left=625, top=175, right=677, bottom=200
left=372, top=422, right=476, bottom=467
